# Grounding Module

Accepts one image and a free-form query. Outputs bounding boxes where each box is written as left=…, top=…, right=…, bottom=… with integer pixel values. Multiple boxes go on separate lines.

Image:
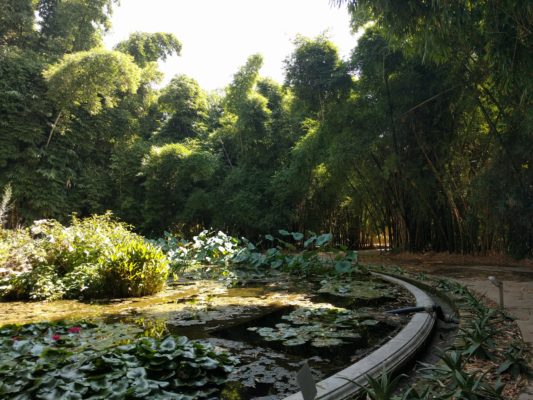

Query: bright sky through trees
left=103, top=0, right=356, bottom=91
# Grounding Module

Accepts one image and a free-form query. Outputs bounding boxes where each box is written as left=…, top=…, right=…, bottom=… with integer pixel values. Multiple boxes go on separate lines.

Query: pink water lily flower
left=68, top=326, right=81, bottom=334
left=51, top=334, right=61, bottom=341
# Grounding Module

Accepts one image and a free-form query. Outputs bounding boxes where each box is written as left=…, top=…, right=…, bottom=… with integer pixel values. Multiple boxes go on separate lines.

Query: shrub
left=0, top=214, right=169, bottom=300
left=99, top=237, right=169, bottom=297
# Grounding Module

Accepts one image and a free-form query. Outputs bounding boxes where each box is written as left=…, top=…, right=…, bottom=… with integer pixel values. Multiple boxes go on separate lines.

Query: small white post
left=488, top=276, right=504, bottom=308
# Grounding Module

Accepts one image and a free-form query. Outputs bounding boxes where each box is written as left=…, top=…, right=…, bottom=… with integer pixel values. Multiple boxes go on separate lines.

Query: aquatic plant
left=248, top=306, right=383, bottom=348
left=0, top=321, right=234, bottom=399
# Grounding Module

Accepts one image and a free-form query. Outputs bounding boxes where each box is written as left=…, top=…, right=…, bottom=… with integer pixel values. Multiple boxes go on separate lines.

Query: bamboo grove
left=1, top=0, right=531, bottom=257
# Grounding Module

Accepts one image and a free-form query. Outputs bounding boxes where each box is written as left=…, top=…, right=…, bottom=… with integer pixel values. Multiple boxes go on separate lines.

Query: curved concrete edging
left=283, top=273, right=436, bottom=400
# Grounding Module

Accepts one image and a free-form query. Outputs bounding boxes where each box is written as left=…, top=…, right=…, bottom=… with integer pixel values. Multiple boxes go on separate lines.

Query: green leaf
left=311, top=337, right=344, bottom=347
left=127, top=367, right=147, bottom=380
left=335, top=260, right=352, bottom=274
left=160, top=337, right=176, bottom=352
left=315, top=233, right=332, bottom=247
left=291, top=232, right=304, bottom=241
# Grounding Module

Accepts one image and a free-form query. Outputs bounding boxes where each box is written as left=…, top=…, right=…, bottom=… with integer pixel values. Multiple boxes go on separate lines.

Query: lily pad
left=283, top=338, right=307, bottom=346
left=311, top=337, right=344, bottom=347
left=248, top=305, right=376, bottom=349
left=318, top=279, right=394, bottom=301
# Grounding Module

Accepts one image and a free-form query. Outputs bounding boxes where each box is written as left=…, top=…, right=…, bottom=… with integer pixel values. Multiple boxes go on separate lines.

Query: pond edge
left=283, top=272, right=436, bottom=400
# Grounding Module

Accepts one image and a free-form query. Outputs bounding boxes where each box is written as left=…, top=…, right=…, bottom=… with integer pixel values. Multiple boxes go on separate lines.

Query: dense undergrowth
left=0, top=214, right=169, bottom=300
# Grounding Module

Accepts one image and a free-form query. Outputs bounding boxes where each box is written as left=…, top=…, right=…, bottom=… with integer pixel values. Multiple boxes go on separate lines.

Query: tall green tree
left=284, top=34, right=351, bottom=117
left=37, top=0, right=117, bottom=55
left=114, top=32, right=182, bottom=67
left=155, top=75, right=209, bottom=143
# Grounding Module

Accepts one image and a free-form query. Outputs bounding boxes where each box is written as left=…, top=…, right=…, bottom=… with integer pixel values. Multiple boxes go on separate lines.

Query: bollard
left=488, top=276, right=504, bottom=308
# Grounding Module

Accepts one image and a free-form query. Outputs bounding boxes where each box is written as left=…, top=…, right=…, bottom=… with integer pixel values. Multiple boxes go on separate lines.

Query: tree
left=115, top=32, right=182, bottom=67
left=284, top=34, right=351, bottom=116
left=43, top=49, right=142, bottom=146
left=0, top=0, right=36, bottom=47
left=37, top=0, right=117, bottom=55
left=335, top=0, right=533, bottom=256
left=155, top=75, right=209, bottom=142
left=141, top=143, right=220, bottom=233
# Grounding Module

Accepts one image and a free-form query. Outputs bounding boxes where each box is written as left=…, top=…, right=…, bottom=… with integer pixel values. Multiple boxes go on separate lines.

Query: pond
left=0, top=273, right=414, bottom=399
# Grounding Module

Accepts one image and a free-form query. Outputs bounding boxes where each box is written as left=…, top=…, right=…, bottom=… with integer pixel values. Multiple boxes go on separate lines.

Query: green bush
left=99, top=237, right=170, bottom=297
left=0, top=214, right=169, bottom=300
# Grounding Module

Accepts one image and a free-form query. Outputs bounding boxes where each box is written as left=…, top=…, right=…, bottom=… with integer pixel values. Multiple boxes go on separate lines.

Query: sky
left=103, top=0, right=358, bottom=91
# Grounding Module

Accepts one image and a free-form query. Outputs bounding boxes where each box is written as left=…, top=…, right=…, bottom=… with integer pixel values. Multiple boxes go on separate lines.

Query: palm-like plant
left=341, top=369, right=405, bottom=400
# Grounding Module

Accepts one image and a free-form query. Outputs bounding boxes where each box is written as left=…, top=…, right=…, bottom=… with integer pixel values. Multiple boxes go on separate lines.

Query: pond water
left=0, top=273, right=414, bottom=399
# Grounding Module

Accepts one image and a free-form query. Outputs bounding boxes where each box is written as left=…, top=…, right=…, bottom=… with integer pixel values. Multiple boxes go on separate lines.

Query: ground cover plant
left=0, top=214, right=169, bottom=300
left=0, top=321, right=234, bottom=399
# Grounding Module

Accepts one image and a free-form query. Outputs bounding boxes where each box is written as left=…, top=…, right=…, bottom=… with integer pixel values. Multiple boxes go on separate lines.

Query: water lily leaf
left=12, top=340, right=30, bottom=353
left=127, top=367, right=147, bottom=380
left=199, top=357, right=219, bottom=370
left=147, top=379, right=170, bottom=388
left=0, top=322, right=233, bottom=400
left=89, top=378, right=109, bottom=391
left=329, top=331, right=361, bottom=340
left=318, top=280, right=393, bottom=300
left=59, top=365, right=84, bottom=380
left=335, top=260, right=352, bottom=274
left=132, top=378, right=151, bottom=397
left=58, top=390, right=83, bottom=400
left=360, top=319, right=380, bottom=326
left=255, top=327, right=275, bottom=336
left=30, top=344, right=45, bottom=357
left=278, top=230, right=290, bottom=236
left=160, top=337, right=176, bottom=352
left=283, top=338, right=306, bottom=346
left=311, top=337, right=344, bottom=347
left=36, top=388, right=64, bottom=400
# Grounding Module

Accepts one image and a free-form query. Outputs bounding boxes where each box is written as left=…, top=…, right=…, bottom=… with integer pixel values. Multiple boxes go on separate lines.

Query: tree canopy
left=0, top=1, right=531, bottom=257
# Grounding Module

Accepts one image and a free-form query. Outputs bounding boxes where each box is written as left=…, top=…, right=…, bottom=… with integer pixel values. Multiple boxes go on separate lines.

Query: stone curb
left=283, top=273, right=436, bottom=400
